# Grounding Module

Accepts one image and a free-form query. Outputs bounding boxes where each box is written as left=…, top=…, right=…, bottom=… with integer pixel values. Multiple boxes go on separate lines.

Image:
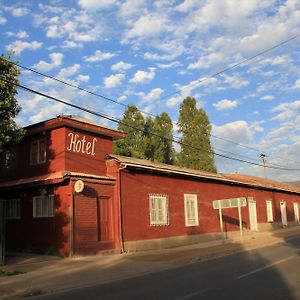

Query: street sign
left=213, top=197, right=247, bottom=210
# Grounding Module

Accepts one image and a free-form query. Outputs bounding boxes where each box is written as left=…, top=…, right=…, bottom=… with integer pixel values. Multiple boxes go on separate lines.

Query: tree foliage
left=0, top=53, right=24, bottom=152
left=114, top=106, right=174, bottom=164
left=151, top=112, right=174, bottom=164
left=114, top=105, right=146, bottom=158
left=176, top=97, right=216, bottom=173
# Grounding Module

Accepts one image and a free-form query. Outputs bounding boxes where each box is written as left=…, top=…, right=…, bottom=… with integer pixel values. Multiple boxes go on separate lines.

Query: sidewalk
left=1, top=226, right=300, bottom=299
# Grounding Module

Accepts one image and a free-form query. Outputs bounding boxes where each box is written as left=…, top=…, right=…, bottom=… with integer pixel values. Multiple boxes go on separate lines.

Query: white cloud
left=144, top=88, right=164, bottom=103
left=76, top=74, right=90, bottom=82
left=260, top=95, right=274, bottom=101
left=6, top=30, right=29, bottom=39
left=111, top=61, right=133, bottom=72
left=57, top=64, right=80, bottom=79
left=213, top=99, right=238, bottom=111
left=222, top=74, right=249, bottom=89
left=123, top=13, right=171, bottom=41
left=84, top=50, right=116, bottom=62
left=213, top=121, right=253, bottom=145
left=62, top=41, right=83, bottom=49
left=157, top=61, right=181, bottom=69
left=295, top=79, right=300, bottom=89
left=0, top=16, right=7, bottom=25
left=33, top=53, right=64, bottom=72
left=129, top=68, right=156, bottom=83
left=188, top=52, right=226, bottom=69
left=5, top=40, right=42, bottom=54
left=272, top=100, right=300, bottom=112
left=271, top=110, right=297, bottom=122
left=103, top=73, right=125, bottom=89
left=4, top=6, right=30, bottom=17
left=78, top=0, right=118, bottom=10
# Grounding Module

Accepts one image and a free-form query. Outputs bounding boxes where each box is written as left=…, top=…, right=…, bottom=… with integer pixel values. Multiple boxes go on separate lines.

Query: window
left=30, top=138, right=46, bottom=165
left=33, top=195, right=54, bottom=218
left=149, top=194, right=169, bottom=226
left=184, top=194, right=199, bottom=226
left=1, top=149, right=17, bottom=170
left=6, top=198, right=21, bottom=219
left=266, top=200, right=273, bottom=222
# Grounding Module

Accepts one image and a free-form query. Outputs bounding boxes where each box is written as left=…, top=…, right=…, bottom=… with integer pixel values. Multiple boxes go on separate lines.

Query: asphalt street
left=32, top=236, right=300, bottom=300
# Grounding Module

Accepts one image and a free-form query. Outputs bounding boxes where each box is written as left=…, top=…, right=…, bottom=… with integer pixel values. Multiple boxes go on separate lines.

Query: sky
left=1, top=0, right=300, bottom=182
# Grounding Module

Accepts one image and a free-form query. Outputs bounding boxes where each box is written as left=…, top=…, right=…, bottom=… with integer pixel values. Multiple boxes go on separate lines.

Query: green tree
left=0, top=53, right=24, bottom=153
left=152, top=112, right=174, bottom=164
left=176, top=97, right=216, bottom=173
left=114, top=105, right=146, bottom=158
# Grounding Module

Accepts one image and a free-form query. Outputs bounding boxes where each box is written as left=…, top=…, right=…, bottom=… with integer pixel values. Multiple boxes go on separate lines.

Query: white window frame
left=149, top=194, right=169, bottom=226
left=6, top=198, right=21, bottom=219
left=266, top=200, right=273, bottom=222
left=294, top=203, right=299, bottom=223
left=30, top=138, right=47, bottom=165
left=33, top=195, right=54, bottom=218
left=184, top=194, right=199, bottom=226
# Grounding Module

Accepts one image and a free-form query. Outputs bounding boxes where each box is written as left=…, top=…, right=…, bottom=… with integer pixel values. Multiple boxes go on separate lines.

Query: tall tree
left=114, top=105, right=146, bottom=158
left=152, top=112, right=174, bottom=164
left=176, top=97, right=216, bottom=173
left=0, top=53, right=24, bottom=153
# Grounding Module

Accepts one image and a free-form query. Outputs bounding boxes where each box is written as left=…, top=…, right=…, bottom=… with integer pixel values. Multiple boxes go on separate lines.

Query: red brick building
left=1, top=115, right=300, bottom=256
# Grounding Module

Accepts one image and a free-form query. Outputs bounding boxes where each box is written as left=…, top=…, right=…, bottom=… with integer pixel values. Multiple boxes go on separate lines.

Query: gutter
left=117, top=164, right=127, bottom=253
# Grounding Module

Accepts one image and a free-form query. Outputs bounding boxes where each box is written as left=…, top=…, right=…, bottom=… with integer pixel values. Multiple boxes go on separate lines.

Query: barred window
left=6, top=198, right=21, bottom=219
left=184, top=194, right=199, bottom=226
left=33, top=195, right=54, bottom=218
left=149, top=194, right=169, bottom=226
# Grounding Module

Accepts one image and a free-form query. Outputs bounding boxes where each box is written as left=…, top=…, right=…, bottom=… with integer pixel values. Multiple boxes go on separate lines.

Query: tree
left=114, top=105, right=146, bottom=158
left=151, top=112, right=174, bottom=164
left=0, top=53, right=24, bottom=153
left=176, top=97, right=216, bottom=173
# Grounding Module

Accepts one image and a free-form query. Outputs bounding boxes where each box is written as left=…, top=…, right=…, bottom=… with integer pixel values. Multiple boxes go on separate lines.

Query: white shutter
left=149, top=194, right=168, bottom=225
left=266, top=200, right=273, bottom=222
left=184, top=194, right=199, bottom=226
left=294, top=203, right=299, bottom=223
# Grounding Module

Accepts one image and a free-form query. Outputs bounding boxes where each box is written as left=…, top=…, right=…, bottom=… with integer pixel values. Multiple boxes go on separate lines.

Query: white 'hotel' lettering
left=67, top=132, right=97, bottom=156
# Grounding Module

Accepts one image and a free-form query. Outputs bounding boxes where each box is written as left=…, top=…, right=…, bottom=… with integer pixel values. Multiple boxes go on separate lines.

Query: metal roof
left=108, top=154, right=300, bottom=194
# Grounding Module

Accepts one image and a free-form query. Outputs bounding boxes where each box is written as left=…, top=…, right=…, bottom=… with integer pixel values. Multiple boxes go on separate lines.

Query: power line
left=2, top=58, right=278, bottom=160
left=2, top=76, right=300, bottom=171
left=3, top=33, right=300, bottom=163
left=159, top=33, right=300, bottom=100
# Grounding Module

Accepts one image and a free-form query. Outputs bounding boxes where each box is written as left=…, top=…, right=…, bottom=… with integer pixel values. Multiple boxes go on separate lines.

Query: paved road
left=33, top=237, right=300, bottom=300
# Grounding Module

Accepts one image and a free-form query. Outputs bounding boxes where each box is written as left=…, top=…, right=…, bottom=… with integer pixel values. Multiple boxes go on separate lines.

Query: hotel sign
left=67, top=132, right=98, bottom=156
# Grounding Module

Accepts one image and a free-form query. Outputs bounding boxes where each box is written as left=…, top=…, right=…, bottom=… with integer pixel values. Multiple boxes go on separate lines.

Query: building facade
left=1, top=115, right=300, bottom=256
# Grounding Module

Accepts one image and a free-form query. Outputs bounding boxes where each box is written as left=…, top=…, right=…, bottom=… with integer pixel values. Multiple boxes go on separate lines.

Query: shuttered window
left=266, top=200, right=273, bottom=222
left=149, top=194, right=169, bottom=226
left=6, top=198, right=21, bottom=219
left=33, top=195, right=54, bottom=218
left=30, top=138, right=46, bottom=165
left=184, top=194, right=199, bottom=226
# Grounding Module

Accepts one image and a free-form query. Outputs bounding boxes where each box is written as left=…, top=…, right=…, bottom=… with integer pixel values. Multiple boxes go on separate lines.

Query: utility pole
left=259, top=153, right=267, bottom=178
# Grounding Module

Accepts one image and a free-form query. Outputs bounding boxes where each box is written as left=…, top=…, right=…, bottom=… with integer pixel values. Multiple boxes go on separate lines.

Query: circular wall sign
left=74, top=180, right=84, bottom=193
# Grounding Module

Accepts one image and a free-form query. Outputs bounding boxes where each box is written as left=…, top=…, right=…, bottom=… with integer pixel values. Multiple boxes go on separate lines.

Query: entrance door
left=0, top=200, right=5, bottom=266
left=294, top=203, right=299, bottom=223
left=248, top=198, right=258, bottom=231
left=280, top=201, right=288, bottom=226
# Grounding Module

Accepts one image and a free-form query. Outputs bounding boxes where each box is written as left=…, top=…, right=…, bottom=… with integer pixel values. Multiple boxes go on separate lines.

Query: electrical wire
left=2, top=76, right=300, bottom=171
left=159, top=33, right=300, bottom=100
left=3, top=33, right=300, bottom=165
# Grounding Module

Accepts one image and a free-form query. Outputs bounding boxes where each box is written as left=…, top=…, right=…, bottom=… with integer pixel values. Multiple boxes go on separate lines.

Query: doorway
left=248, top=198, right=258, bottom=231
left=280, top=201, right=288, bottom=226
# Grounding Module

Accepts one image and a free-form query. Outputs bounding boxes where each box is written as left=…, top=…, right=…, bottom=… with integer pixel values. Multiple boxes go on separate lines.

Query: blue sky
left=1, top=0, right=300, bottom=181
